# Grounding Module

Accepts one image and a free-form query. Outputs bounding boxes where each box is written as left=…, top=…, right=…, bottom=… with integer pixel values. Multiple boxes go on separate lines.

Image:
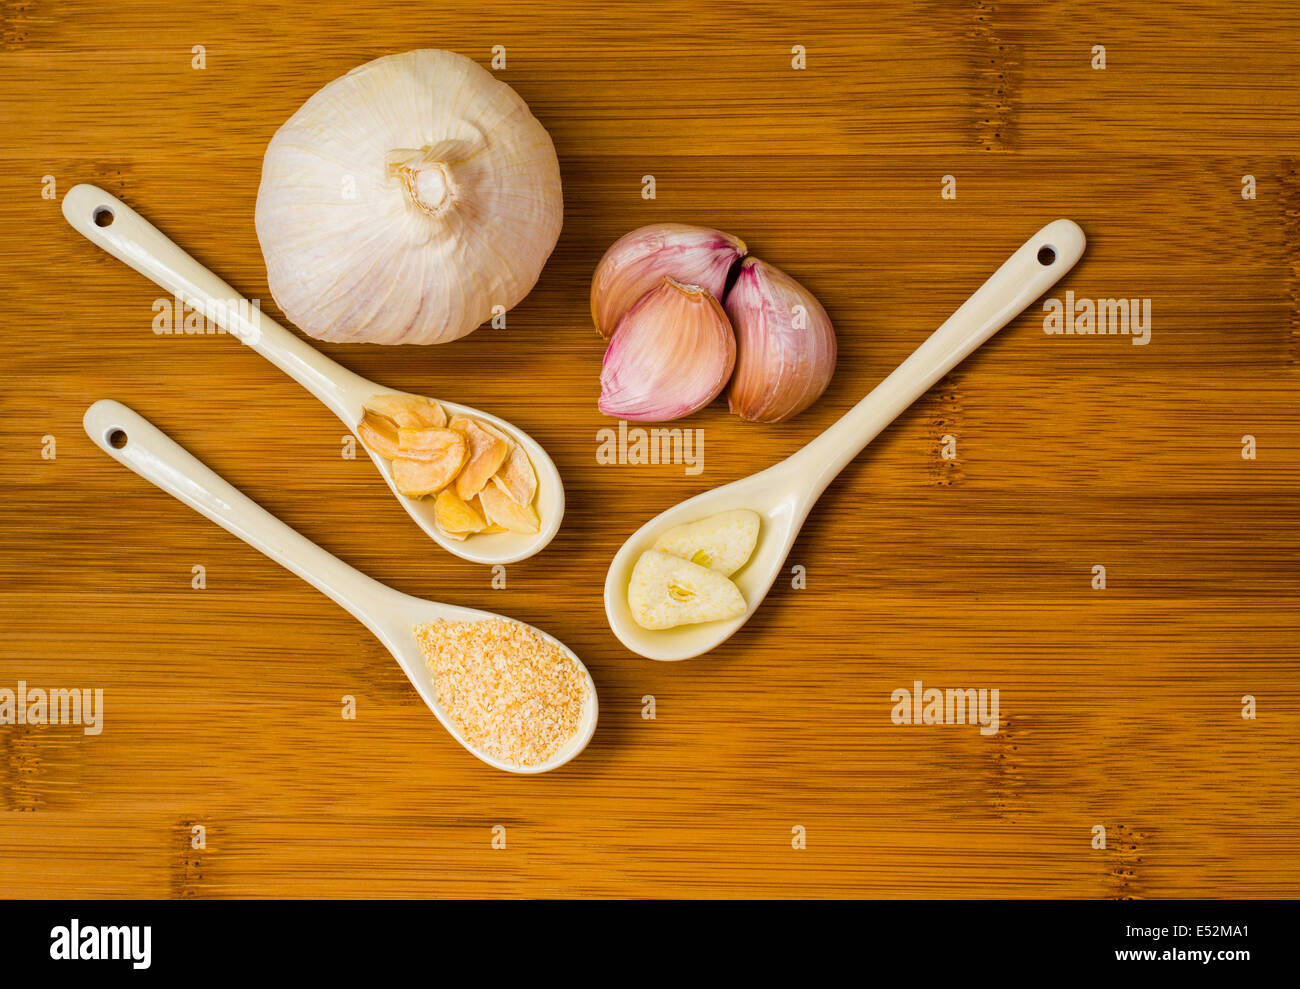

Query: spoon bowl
left=380, top=594, right=598, bottom=773
left=63, top=183, right=562, bottom=565
left=604, top=460, right=812, bottom=661
left=356, top=389, right=564, bottom=565
left=84, top=399, right=596, bottom=773
left=606, top=219, right=1087, bottom=661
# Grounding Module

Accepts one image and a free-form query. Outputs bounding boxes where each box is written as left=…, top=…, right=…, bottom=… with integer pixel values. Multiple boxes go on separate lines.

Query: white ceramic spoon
left=605, top=219, right=1086, bottom=661
left=63, top=184, right=562, bottom=565
left=83, top=399, right=597, bottom=773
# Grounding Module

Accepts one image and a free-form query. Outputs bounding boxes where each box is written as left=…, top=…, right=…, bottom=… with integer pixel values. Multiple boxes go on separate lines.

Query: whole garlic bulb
left=255, top=49, right=563, bottom=345
left=724, top=257, right=837, bottom=423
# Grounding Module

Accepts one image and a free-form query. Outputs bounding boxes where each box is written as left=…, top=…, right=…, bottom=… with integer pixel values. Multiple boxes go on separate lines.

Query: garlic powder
left=415, top=619, right=585, bottom=767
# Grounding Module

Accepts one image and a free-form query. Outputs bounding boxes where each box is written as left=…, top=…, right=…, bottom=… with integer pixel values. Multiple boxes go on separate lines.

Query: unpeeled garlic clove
left=590, top=223, right=746, bottom=338
left=599, top=277, right=736, bottom=423
left=724, top=257, right=837, bottom=423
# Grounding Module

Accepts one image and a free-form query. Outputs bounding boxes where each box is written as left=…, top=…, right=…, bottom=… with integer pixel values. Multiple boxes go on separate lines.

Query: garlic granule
left=256, top=49, right=563, bottom=345
left=416, top=619, right=586, bottom=767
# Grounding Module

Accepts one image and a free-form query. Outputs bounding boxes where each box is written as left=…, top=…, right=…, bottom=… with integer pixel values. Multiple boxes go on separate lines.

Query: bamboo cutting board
left=2, top=0, right=1298, bottom=899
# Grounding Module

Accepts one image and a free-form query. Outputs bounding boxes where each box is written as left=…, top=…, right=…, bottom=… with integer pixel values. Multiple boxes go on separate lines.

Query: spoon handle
left=83, top=399, right=393, bottom=634
left=62, top=185, right=372, bottom=424
left=787, top=218, right=1086, bottom=490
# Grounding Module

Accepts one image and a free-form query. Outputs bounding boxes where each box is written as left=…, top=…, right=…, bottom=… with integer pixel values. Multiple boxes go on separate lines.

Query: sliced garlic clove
left=598, top=277, right=736, bottom=423
left=491, top=444, right=538, bottom=506
left=392, top=428, right=467, bottom=497
left=590, top=223, right=746, bottom=338
left=651, top=509, right=761, bottom=577
left=394, top=454, right=461, bottom=498
left=627, top=550, right=747, bottom=630
left=396, top=426, right=466, bottom=462
left=357, top=411, right=401, bottom=459
left=448, top=416, right=511, bottom=500
left=434, top=488, right=487, bottom=534
left=479, top=484, right=541, bottom=534
left=364, top=393, right=447, bottom=429
left=724, top=257, right=837, bottom=423
left=357, top=393, right=447, bottom=459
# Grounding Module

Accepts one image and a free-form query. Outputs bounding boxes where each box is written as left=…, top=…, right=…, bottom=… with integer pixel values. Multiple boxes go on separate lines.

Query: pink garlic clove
left=598, top=277, right=736, bottom=423
left=724, top=257, right=837, bottom=423
left=590, top=223, right=746, bottom=338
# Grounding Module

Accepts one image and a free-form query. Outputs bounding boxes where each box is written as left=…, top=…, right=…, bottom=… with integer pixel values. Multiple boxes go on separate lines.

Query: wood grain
left=1, top=0, right=1298, bottom=898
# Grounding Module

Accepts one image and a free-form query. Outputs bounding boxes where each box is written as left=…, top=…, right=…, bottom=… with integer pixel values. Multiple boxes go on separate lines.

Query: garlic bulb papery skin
left=255, top=49, right=563, bottom=345
left=598, top=277, right=736, bottom=423
left=724, top=257, right=837, bottom=423
left=590, top=223, right=746, bottom=338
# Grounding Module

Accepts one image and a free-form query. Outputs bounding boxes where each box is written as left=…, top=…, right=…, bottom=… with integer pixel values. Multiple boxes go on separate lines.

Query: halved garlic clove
left=724, top=257, right=837, bottom=423
left=652, top=509, right=761, bottom=577
left=627, top=550, right=747, bottom=630
left=590, top=223, right=746, bottom=338
left=598, top=277, right=736, bottom=423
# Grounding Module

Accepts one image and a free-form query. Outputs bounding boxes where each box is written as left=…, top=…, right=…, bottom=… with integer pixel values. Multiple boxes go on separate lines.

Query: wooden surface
left=2, top=0, right=1299, bottom=899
